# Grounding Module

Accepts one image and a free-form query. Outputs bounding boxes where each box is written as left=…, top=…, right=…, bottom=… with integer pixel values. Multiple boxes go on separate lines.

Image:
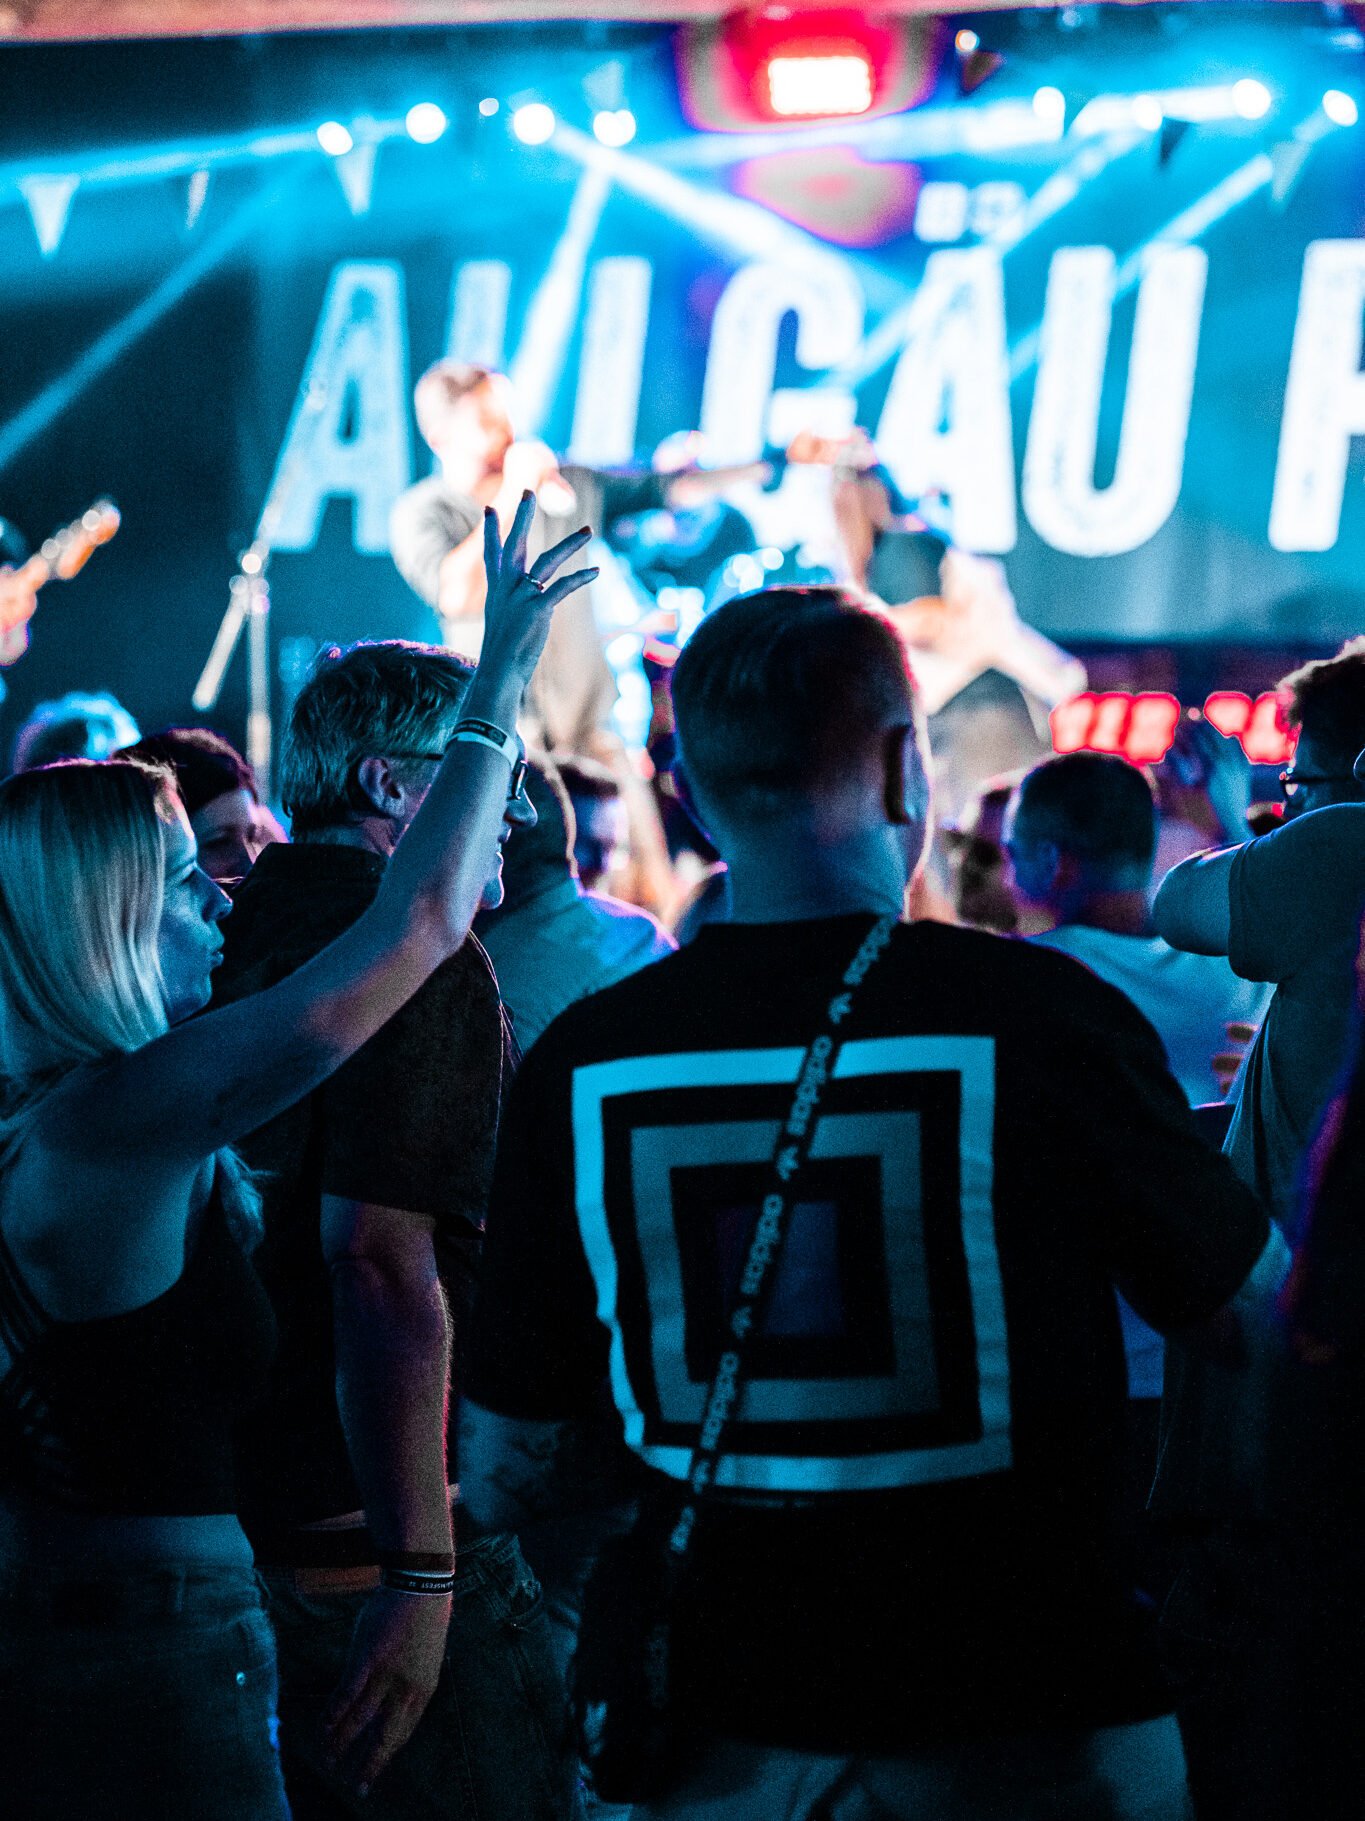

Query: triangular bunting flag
left=333, top=143, right=377, bottom=217
left=959, top=49, right=1005, bottom=97
left=17, top=174, right=79, bottom=257
left=1158, top=118, right=1192, bottom=168
left=1269, top=137, right=1314, bottom=209
left=186, top=168, right=210, bottom=231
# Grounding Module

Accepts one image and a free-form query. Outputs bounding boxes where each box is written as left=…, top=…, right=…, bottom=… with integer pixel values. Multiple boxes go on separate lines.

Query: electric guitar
left=1, top=499, right=121, bottom=666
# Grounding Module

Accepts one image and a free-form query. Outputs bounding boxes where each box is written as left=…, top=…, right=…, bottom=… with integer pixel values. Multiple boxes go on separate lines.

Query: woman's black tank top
left=0, top=1189, right=276, bottom=1516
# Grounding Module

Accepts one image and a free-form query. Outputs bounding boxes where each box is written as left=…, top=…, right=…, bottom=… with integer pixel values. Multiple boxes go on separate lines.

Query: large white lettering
left=699, top=259, right=864, bottom=463
left=569, top=256, right=653, bottom=465
left=1269, top=239, right=1365, bottom=552
left=446, top=259, right=511, bottom=368
left=269, top=262, right=410, bottom=554
left=1022, top=244, right=1207, bottom=557
left=875, top=249, right=1016, bottom=553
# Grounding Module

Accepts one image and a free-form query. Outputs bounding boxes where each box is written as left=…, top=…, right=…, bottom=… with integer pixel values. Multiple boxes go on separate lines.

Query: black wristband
left=380, top=1567, right=456, bottom=1597
left=376, top=1549, right=455, bottom=1573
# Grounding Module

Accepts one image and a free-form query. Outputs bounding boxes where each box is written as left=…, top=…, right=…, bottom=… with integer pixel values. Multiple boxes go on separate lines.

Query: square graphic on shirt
left=570, top=1036, right=1010, bottom=1494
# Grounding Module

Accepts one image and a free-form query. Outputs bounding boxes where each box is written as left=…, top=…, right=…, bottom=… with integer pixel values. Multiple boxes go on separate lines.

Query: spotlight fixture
left=1323, top=88, right=1359, bottom=126
left=1133, top=93, right=1164, bottom=132
left=592, top=109, right=638, bottom=148
left=405, top=103, right=448, bottom=144
left=765, top=52, right=874, bottom=118
left=479, top=97, right=500, bottom=118
left=955, top=30, right=979, bottom=56
left=1231, top=78, right=1272, bottom=120
left=315, top=121, right=354, bottom=156
left=512, top=102, right=557, bottom=146
left=1032, top=86, right=1066, bottom=128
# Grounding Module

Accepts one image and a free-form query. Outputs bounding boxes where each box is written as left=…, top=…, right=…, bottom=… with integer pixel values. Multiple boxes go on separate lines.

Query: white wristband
left=448, top=720, right=518, bottom=768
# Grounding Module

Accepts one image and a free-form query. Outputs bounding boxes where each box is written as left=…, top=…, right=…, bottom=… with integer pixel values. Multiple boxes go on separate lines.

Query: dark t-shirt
left=1224, top=804, right=1365, bottom=1233
left=466, top=915, right=1269, bottom=1748
left=213, top=842, right=507, bottom=1537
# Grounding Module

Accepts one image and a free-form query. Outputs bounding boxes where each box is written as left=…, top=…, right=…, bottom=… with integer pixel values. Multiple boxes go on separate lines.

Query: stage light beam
left=1323, top=89, right=1359, bottom=127
left=316, top=121, right=354, bottom=157
left=405, top=103, right=448, bottom=144
left=1232, top=79, right=1272, bottom=121
left=592, top=109, right=637, bottom=148
left=512, top=103, right=557, bottom=146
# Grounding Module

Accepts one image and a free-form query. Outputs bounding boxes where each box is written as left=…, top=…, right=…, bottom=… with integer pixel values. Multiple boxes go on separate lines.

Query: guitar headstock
left=41, top=498, right=121, bottom=581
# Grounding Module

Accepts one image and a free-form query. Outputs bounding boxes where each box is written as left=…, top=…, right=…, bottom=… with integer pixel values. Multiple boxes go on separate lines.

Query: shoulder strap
left=668, top=913, right=898, bottom=1547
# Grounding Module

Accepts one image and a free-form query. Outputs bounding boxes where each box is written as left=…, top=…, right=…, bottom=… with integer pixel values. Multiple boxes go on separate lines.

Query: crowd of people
left=3, top=366, right=1365, bottom=1821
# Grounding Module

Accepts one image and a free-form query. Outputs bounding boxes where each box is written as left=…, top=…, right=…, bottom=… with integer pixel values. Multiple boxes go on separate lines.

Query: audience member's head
left=670, top=586, right=929, bottom=885
left=1006, top=752, right=1157, bottom=923
left=120, top=726, right=275, bottom=883
left=484, top=758, right=573, bottom=915
left=0, top=759, right=229, bottom=1079
left=413, top=359, right=513, bottom=480
left=552, top=754, right=624, bottom=891
left=943, top=776, right=1023, bottom=934
left=10, top=690, right=140, bottom=774
left=281, top=640, right=475, bottom=847
left=1279, top=638, right=1365, bottom=819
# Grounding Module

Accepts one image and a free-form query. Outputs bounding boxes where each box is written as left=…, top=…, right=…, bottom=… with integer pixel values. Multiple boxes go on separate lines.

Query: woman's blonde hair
left=0, top=760, right=173, bottom=1076
left=0, top=760, right=261, bottom=1244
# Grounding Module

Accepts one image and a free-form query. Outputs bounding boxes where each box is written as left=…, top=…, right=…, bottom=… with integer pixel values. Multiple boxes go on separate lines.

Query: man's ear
left=353, top=755, right=405, bottom=818
left=884, top=724, right=923, bottom=827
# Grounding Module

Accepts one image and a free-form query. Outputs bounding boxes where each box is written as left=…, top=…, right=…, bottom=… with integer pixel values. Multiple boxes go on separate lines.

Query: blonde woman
left=0, top=498, right=593, bottom=1818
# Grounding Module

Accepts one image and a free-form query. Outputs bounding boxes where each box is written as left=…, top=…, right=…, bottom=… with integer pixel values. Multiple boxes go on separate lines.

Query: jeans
left=628, top=1719, right=1191, bottom=1821
left=0, top=1560, right=289, bottom=1820
left=261, top=1530, right=581, bottom=1820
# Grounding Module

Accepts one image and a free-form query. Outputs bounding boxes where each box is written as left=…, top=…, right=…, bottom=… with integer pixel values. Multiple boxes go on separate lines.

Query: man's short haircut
left=120, top=726, right=256, bottom=818
left=1280, top=637, right=1365, bottom=769
left=1013, top=752, right=1157, bottom=880
left=413, top=360, right=499, bottom=450
left=281, top=640, right=474, bottom=837
left=670, top=586, right=921, bottom=821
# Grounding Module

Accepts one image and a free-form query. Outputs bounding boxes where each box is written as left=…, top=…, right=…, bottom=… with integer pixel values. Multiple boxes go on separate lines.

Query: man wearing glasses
left=211, top=637, right=580, bottom=1820
left=1155, top=637, right=1365, bottom=1229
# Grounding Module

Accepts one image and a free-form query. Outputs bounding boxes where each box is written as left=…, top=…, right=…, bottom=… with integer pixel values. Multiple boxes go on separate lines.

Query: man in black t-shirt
left=459, top=587, right=1282, bottom=1820
left=214, top=640, right=578, bottom=1821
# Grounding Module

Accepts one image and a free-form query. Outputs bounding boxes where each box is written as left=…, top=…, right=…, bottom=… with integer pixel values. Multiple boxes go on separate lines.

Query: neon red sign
left=1049, top=691, right=1295, bottom=766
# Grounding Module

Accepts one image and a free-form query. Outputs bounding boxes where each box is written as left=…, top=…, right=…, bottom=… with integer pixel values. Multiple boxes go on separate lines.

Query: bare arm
left=41, top=502, right=598, bottom=1177
left=319, top=1199, right=454, bottom=1792
left=1153, top=843, right=1242, bottom=956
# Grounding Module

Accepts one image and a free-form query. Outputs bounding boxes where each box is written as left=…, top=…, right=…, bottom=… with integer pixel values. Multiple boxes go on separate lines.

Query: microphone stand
left=192, top=383, right=324, bottom=799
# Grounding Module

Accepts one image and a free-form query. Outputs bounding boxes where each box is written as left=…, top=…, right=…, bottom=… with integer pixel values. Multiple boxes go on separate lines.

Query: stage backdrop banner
left=2, top=10, right=1364, bottom=752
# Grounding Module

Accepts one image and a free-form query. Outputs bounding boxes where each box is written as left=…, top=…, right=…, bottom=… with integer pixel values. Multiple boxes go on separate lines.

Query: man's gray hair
left=281, top=640, right=474, bottom=837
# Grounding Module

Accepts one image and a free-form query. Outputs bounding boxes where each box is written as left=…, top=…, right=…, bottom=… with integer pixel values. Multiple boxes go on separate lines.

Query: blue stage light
left=592, top=109, right=637, bottom=148
left=479, top=97, right=500, bottom=118
left=405, top=103, right=448, bottom=144
left=1032, top=87, right=1066, bottom=129
left=316, top=121, right=354, bottom=156
left=512, top=103, right=557, bottom=146
left=1232, top=79, right=1272, bottom=120
left=1324, top=89, right=1359, bottom=127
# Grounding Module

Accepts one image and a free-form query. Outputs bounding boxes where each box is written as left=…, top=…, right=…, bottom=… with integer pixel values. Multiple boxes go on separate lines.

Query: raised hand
left=474, top=489, right=598, bottom=695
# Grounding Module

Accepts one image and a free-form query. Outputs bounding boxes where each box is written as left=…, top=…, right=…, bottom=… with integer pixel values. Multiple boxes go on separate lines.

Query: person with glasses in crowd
left=0, top=495, right=586, bottom=1817
left=211, top=521, right=589, bottom=1818
left=1151, top=635, right=1365, bottom=1820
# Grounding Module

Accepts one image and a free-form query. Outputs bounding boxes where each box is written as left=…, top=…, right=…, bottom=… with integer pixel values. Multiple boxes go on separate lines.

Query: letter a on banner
left=876, top=250, right=1016, bottom=553
left=18, top=175, right=79, bottom=258
left=1270, top=240, right=1365, bottom=552
left=266, top=262, right=411, bottom=554
left=1022, top=244, right=1207, bottom=557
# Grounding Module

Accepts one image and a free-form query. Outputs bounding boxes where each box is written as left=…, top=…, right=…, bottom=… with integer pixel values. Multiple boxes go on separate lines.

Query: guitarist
left=0, top=518, right=39, bottom=678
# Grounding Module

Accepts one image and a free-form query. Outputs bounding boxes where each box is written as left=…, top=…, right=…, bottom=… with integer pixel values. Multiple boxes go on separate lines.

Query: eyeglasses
left=1278, top=767, right=1355, bottom=800
left=392, top=750, right=529, bottom=801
